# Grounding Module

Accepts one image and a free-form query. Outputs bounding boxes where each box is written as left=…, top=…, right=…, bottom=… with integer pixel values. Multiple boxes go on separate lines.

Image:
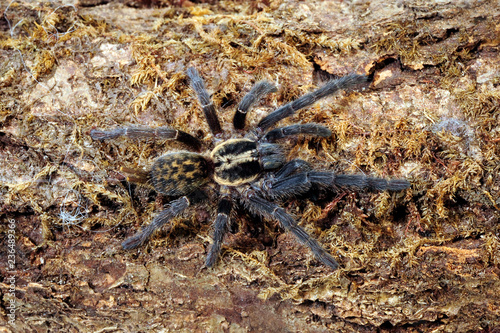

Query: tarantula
left=91, top=67, right=410, bottom=269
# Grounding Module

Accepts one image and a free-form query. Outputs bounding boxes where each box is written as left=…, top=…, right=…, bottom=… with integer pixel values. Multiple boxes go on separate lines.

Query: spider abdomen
left=150, top=152, right=212, bottom=196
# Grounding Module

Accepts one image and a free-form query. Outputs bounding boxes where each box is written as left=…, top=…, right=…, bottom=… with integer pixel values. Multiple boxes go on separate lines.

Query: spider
left=90, top=67, right=410, bottom=270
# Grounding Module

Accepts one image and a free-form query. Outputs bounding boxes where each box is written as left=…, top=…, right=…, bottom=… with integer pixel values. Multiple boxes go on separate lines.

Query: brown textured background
left=0, top=0, right=499, bottom=332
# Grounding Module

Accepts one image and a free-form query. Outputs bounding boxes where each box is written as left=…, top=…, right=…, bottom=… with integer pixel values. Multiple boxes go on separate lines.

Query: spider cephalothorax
left=91, top=67, right=410, bottom=269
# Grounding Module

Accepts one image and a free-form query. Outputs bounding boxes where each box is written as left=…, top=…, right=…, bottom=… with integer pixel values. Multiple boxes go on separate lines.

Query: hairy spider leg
left=265, top=170, right=411, bottom=199
left=334, top=175, right=411, bottom=191
left=187, top=67, right=222, bottom=135
left=257, top=74, right=369, bottom=132
left=122, top=190, right=207, bottom=249
left=205, top=191, right=232, bottom=267
left=233, top=81, right=277, bottom=130
left=242, top=189, right=339, bottom=270
left=263, top=123, right=332, bottom=142
left=90, top=126, right=202, bottom=151
left=273, top=159, right=311, bottom=179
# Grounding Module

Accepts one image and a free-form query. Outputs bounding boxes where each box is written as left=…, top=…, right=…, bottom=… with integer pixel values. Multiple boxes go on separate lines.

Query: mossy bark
left=1, top=0, right=499, bottom=331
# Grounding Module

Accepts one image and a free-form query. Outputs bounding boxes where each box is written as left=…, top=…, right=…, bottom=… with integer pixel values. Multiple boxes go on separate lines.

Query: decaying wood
left=0, top=0, right=499, bottom=331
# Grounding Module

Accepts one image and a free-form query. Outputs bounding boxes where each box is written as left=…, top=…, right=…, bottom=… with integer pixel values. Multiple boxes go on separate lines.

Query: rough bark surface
left=0, top=0, right=499, bottom=332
